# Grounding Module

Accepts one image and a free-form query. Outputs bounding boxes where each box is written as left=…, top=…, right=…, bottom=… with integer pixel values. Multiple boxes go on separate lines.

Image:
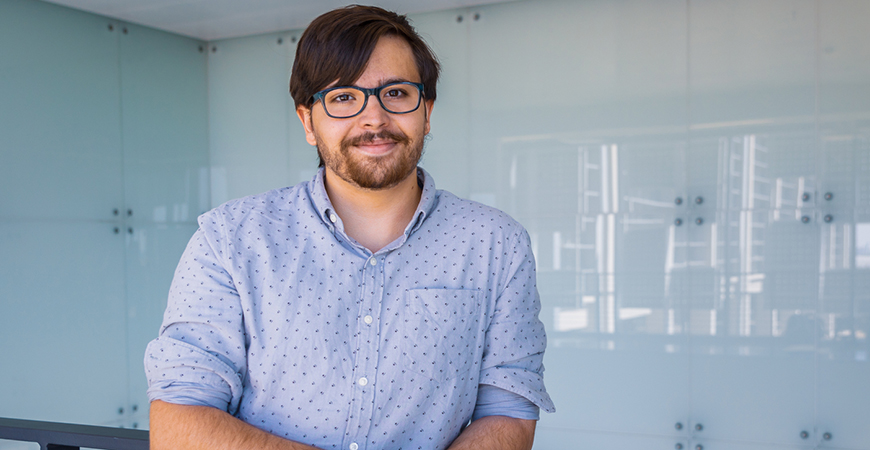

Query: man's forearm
left=149, top=400, right=321, bottom=450
left=447, top=415, right=537, bottom=450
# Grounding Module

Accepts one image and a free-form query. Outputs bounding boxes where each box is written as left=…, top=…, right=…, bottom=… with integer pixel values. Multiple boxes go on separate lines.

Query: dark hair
left=289, top=5, right=440, bottom=109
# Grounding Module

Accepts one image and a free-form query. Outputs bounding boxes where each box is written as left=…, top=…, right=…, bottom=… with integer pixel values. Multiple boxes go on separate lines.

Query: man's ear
left=296, top=105, right=318, bottom=146
left=423, top=99, right=434, bottom=135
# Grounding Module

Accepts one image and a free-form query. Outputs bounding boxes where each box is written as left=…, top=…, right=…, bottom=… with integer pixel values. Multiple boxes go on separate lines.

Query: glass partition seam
left=685, top=0, right=694, bottom=432
left=116, top=20, right=133, bottom=428
left=813, top=0, right=821, bottom=433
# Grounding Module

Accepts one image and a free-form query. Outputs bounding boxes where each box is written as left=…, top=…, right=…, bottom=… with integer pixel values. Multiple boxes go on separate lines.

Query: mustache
left=344, top=130, right=410, bottom=148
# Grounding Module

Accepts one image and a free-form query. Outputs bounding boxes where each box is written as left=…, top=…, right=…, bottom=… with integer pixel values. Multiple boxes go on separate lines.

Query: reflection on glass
left=499, top=129, right=869, bottom=356
left=855, top=223, right=870, bottom=269
left=502, top=134, right=684, bottom=346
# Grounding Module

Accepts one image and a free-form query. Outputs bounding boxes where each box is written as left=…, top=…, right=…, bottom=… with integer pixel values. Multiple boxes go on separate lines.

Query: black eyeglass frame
left=311, top=81, right=425, bottom=119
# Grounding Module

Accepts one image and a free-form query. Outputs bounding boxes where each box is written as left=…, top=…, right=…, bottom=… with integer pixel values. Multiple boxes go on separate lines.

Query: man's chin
left=344, top=163, right=417, bottom=191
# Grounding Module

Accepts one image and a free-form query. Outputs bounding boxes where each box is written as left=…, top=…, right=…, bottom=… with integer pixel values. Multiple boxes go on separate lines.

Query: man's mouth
left=344, top=131, right=409, bottom=156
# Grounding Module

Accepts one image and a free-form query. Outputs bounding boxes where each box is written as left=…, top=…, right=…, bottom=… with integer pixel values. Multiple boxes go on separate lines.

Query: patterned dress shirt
left=145, top=168, right=554, bottom=450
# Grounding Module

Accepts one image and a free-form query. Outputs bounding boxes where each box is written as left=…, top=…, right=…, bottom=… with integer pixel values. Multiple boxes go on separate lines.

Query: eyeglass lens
left=322, top=83, right=421, bottom=118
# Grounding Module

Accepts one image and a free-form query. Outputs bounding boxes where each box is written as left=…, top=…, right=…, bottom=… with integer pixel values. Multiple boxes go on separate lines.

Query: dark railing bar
left=0, top=417, right=148, bottom=450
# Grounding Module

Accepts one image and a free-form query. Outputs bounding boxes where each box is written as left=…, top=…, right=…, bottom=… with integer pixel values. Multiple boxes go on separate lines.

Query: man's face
left=297, top=35, right=434, bottom=190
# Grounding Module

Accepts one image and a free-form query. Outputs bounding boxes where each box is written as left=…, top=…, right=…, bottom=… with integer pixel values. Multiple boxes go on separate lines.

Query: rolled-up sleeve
left=479, top=228, right=556, bottom=413
left=144, top=212, right=248, bottom=415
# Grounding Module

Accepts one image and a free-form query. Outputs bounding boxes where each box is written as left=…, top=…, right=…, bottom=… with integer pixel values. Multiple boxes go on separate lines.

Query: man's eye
left=330, top=93, right=355, bottom=103
left=384, top=88, right=406, bottom=98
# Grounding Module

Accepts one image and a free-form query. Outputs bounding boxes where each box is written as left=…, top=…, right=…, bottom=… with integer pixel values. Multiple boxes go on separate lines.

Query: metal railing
left=0, top=417, right=148, bottom=450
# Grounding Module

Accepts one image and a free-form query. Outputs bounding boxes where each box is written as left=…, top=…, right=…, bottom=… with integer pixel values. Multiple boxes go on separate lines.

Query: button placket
left=346, top=254, right=382, bottom=447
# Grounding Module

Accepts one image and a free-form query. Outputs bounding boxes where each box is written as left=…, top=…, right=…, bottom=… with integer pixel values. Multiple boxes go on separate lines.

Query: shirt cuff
left=144, top=337, right=243, bottom=414
left=479, top=363, right=556, bottom=413
left=472, top=384, right=540, bottom=421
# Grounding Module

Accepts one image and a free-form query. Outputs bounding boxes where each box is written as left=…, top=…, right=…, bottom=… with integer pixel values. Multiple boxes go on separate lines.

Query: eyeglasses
left=311, top=81, right=424, bottom=119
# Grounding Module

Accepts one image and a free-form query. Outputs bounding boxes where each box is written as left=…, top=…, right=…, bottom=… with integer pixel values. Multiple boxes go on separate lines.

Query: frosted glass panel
left=467, top=0, right=687, bottom=204
left=460, top=0, right=691, bottom=440
left=815, top=210, right=868, bottom=450
left=687, top=207, right=817, bottom=445
left=0, top=0, right=122, bottom=221
left=688, top=441, right=810, bottom=450
left=409, top=9, right=472, bottom=198
left=688, top=0, right=816, bottom=124
left=124, top=223, right=198, bottom=430
left=542, top=347, right=689, bottom=437
left=0, top=0, right=212, bottom=430
left=0, top=221, right=127, bottom=426
left=533, top=427, right=683, bottom=450
left=120, top=23, right=210, bottom=222
left=690, top=355, right=815, bottom=446
left=685, top=1, right=819, bottom=445
left=207, top=32, right=302, bottom=206
left=688, top=0, right=817, bottom=212
left=818, top=0, right=870, bottom=118
left=816, top=2, right=870, bottom=448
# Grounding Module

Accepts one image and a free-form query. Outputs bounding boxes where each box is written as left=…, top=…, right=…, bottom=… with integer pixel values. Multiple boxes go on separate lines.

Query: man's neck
left=323, top=168, right=422, bottom=253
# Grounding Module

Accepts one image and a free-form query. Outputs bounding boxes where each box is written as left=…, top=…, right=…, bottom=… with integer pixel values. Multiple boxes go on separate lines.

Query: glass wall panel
left=124, top=223, right=199, bottom=430
left=467, top=0, right=688, bottom=204
left=687, top=0, right=817, bottom=446
left=118, top=21, right=209, bottom=429
left=533, top=427, right=685, bottom=450
left=410, top=9, right=472, bottom=198
left=817, top=1, right=870, bottom=448
left=120, top=23, right=210, bottom=222
left=207, top=32, right=299, bottom=206
left=461, top=0, right=690, bottom=439
left=688, top=0, right=816, bottom=123
left=0, top=222, right=127, bottom=425
left=689, top=441, right=811, bottom=450
left=688, top=0, right=817, bottom=211
left=0, top=1, right=210, bottom=431
left=0, top=0, right=123, bottom=221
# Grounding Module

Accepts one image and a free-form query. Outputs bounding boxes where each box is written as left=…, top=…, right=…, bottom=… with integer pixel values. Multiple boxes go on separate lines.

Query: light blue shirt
left=145, top=168, right=554, bottom=450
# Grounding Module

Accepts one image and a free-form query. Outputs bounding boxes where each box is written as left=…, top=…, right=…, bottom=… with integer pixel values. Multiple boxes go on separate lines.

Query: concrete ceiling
left=41, top=0, right=515, bottom=41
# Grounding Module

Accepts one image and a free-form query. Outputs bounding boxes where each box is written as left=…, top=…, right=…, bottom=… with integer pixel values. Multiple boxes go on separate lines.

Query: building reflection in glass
left=501, top=129, right=867, bottom=359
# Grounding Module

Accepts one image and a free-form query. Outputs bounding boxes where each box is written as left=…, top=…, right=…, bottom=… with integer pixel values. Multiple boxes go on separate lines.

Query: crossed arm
left=149, top=400, right=536, bottom=450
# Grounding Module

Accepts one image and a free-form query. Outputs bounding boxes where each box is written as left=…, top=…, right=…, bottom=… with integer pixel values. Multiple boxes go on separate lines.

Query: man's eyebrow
left=377, top=77, right=414, bottom=86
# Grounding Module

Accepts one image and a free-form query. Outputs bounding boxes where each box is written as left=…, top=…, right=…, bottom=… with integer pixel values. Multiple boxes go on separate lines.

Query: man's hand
left=149, top=400, right=322, bottom=450
left=447, top=415, right=537, bottom=450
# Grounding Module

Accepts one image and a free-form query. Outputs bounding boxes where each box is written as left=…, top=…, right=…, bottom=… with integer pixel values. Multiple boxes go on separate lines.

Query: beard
left=317, top=128, right=424, bottom=190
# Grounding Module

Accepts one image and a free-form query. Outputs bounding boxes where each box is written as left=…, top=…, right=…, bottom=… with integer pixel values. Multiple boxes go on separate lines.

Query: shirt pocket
left=402, top=288, right=483, bottom=383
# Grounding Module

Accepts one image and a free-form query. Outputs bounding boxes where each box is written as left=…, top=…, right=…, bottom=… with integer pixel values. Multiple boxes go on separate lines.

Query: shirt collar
left=308, top=166, right=438, bottom=238
left=405, top=166, right=437, bottom=236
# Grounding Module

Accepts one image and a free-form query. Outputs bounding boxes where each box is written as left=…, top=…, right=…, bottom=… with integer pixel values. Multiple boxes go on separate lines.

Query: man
left=145, top=6, right=554, bottom=450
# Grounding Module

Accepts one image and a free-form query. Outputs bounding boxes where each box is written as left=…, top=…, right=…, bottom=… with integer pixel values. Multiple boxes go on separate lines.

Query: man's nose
left=357, top=93, right=389, bottom=127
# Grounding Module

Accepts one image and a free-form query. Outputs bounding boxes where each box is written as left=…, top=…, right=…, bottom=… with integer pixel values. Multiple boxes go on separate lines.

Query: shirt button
left=364, top=315, right=373, bottom=325
left=368, top=257, right=377, bottom=266
left=329, top=213, right=337, bottom=223
left=349, top=443, right=359, bottom=450
left=358, top=377, right=368, bottom=386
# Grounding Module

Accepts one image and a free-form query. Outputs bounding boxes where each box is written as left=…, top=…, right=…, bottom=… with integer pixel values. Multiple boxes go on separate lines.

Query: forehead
left=353, top=35, right=420, bottom=87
